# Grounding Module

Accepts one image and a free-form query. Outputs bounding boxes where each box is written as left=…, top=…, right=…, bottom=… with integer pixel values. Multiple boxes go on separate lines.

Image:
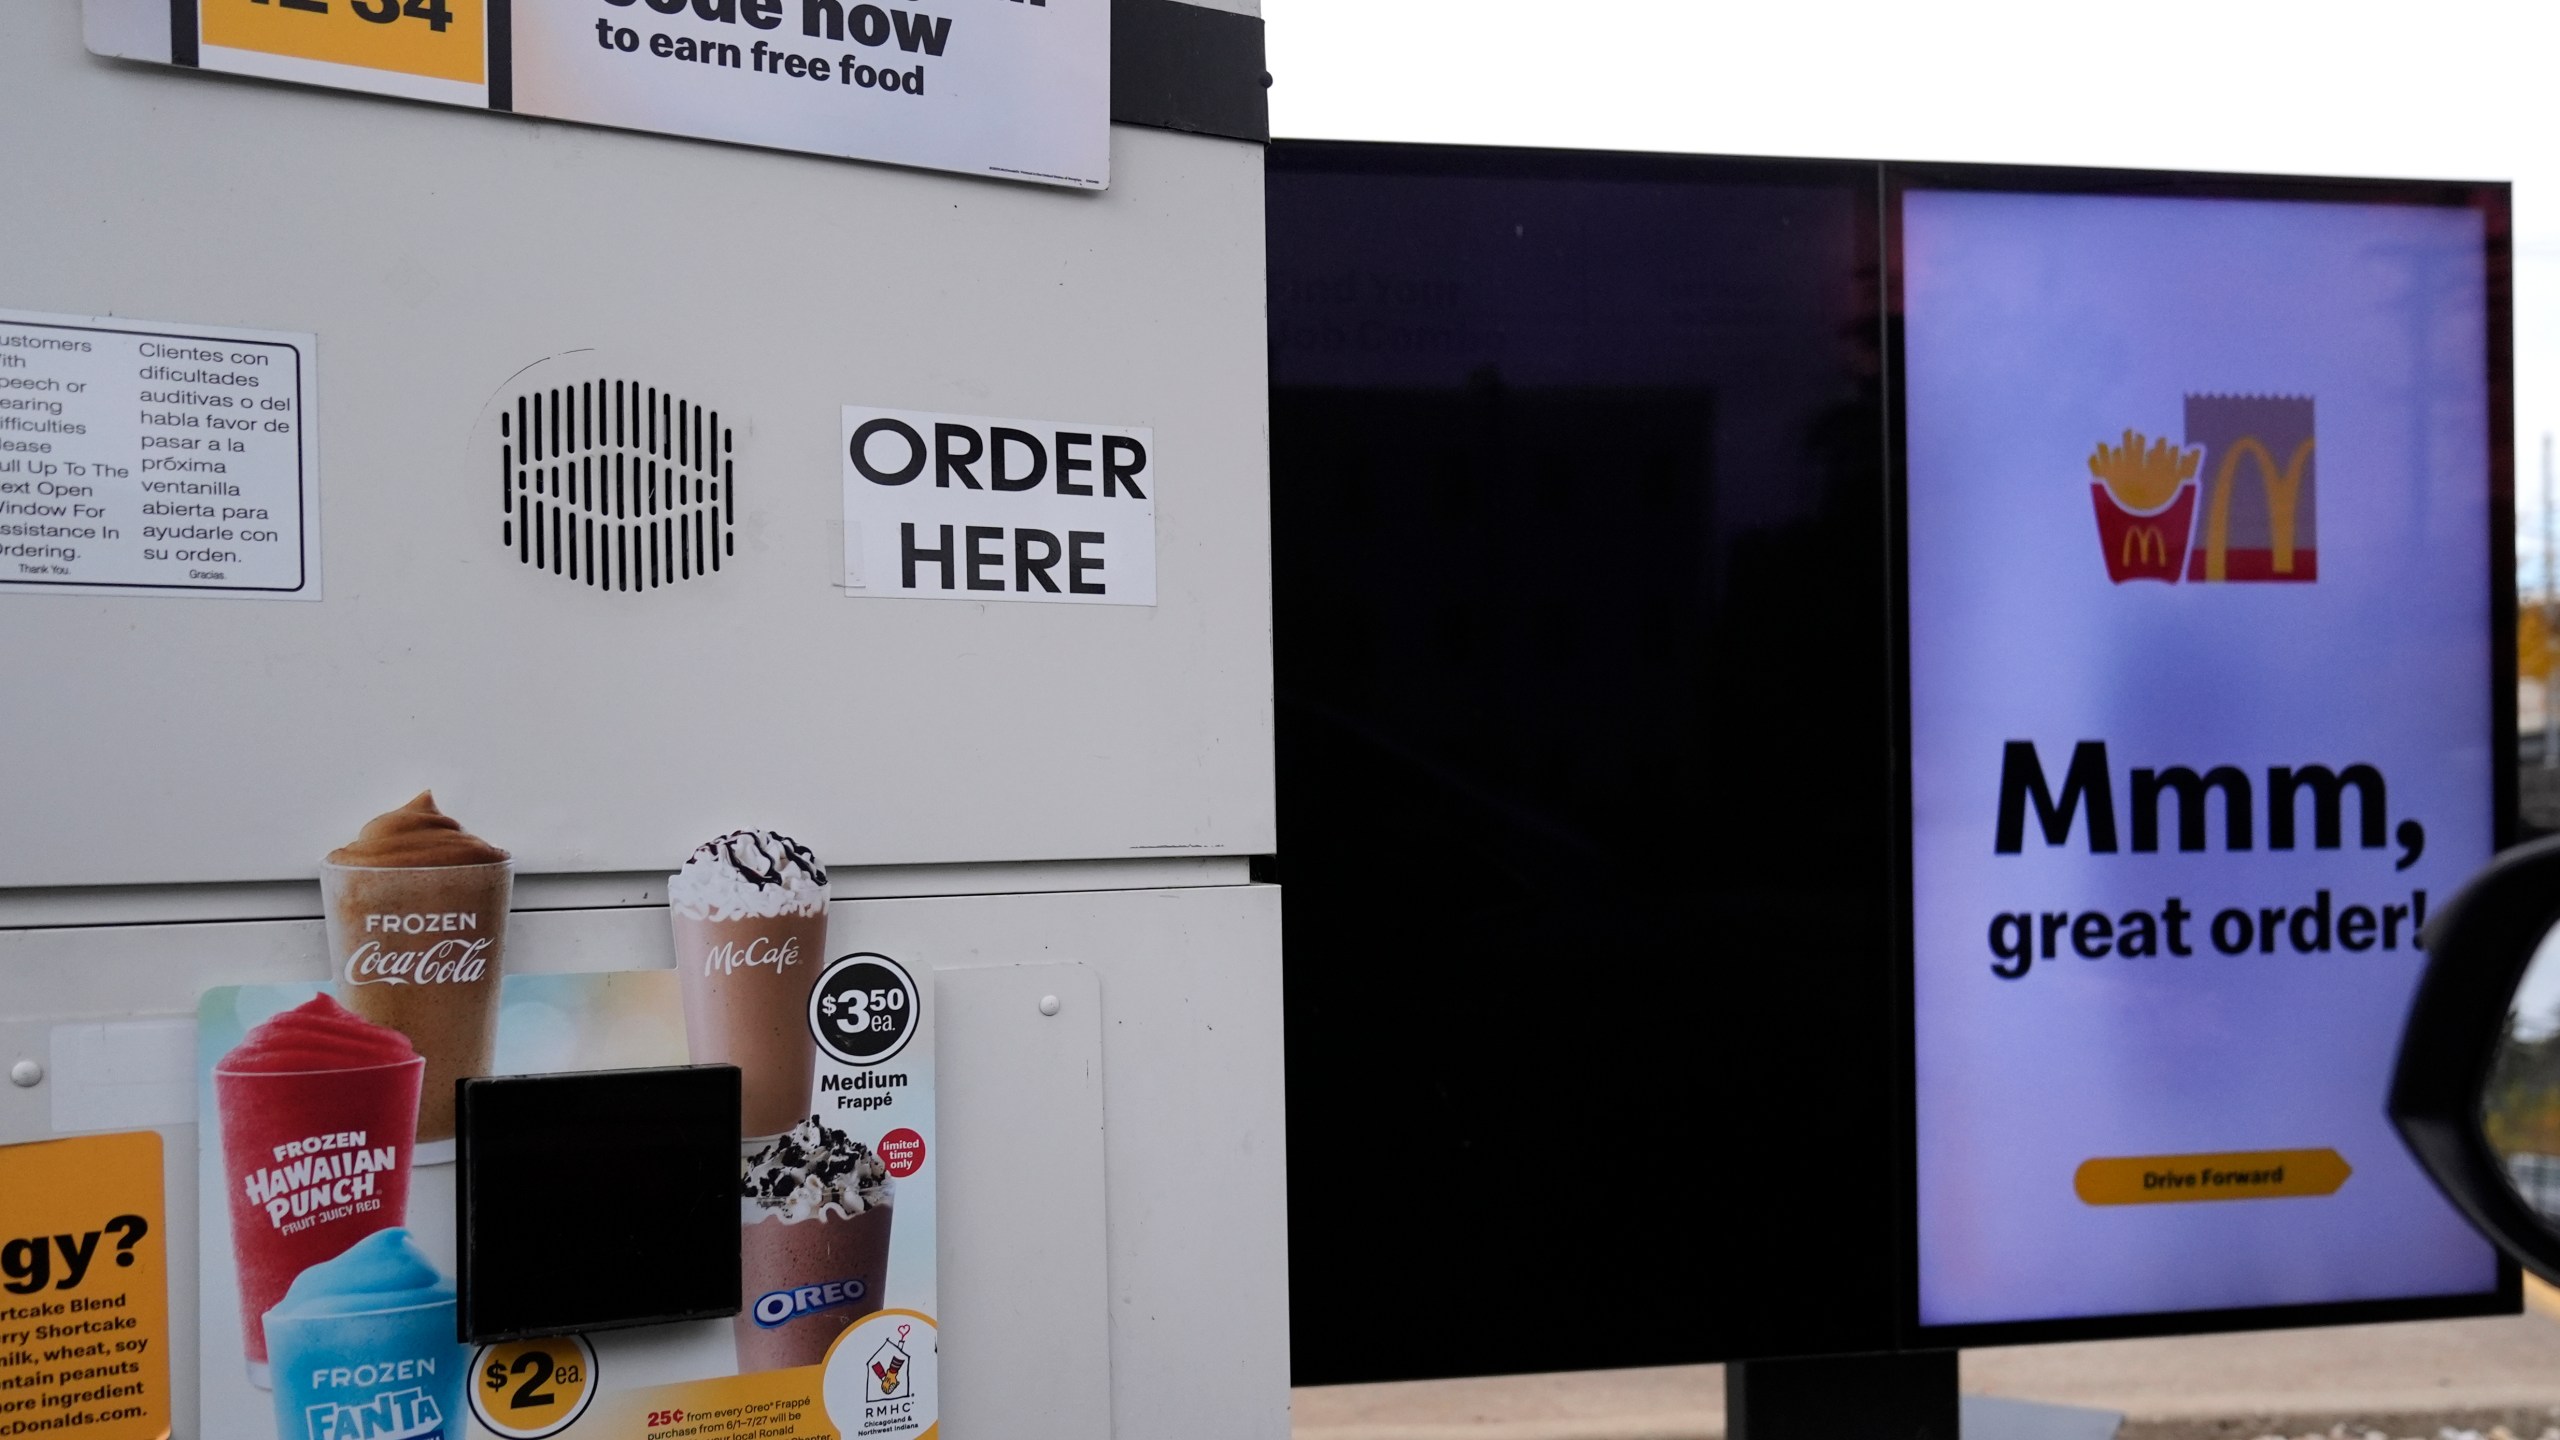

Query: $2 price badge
left=471, top=1333, right=598, bottom=1439
left=200, top=0, right=486, bottom=86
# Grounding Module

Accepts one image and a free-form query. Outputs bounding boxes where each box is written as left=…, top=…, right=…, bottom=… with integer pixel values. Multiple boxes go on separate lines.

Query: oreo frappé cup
left=670, top=831, right=830, bottom=1140
left=212, top=994, right=423, bottom=1387
left=322, top=793, right=512, bottom=1165
left=737, top=1118, right=893, bottom=1372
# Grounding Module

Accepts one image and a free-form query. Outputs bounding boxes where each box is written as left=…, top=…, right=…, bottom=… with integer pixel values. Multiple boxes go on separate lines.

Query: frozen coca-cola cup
left=670, top=831, right=830, bottom=1140
left=322, top=792, right=512, bottom=1165
left=212, top=993, right=424, bottom=1388
left=736, top=1118, right=893, bottom=1373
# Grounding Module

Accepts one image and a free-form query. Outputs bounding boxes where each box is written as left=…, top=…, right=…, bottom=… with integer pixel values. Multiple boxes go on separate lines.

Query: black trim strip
left=1267, top=137, right=2521, bottom=1365
left=169, top=0, right=197, bottom=67
left=1113, top=0, right=1266, bottom=144
left=486, top=0, right=512, bottom=112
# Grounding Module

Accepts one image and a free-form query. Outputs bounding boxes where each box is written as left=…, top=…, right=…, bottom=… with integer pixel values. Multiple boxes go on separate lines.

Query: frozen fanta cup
left=262, top=1228, right=465, bottom=1440
left=214, top=994, right=423, bottom=1387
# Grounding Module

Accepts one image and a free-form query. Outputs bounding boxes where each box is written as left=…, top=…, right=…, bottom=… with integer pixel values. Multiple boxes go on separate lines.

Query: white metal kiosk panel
left=0, top=1, right=1274, bottom=887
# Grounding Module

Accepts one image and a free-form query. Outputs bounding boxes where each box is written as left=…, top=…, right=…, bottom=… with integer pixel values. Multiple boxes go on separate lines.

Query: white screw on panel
left=8, top=1059, right=40, bottom=1088
left=1038, top=995, right=1062, bottom=1017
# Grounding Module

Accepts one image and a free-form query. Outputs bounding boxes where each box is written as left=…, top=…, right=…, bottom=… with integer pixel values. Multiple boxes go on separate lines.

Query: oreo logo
left=498, top=378, right=735, bottom=591
left=752, top=1278, right=869, bottom=1328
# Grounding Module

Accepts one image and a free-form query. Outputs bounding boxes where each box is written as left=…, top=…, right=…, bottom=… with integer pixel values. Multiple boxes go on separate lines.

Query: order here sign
left=842, top=406, right=1156, bottom=607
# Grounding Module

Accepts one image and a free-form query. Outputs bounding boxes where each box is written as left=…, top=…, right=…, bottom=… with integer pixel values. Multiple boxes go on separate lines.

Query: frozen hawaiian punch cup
left=213, top=994, right=424, bottom=1388
left=322, top=792, right=512, bottom=1165
left=670, top=830, right=830, bottom=1139
left=737, top=1117, right=893, bottom=1373
left=262, top=1227, right=467, bottom=1440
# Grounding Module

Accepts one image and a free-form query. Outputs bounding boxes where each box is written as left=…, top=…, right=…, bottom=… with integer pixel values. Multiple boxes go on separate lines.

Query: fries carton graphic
left=2085, top=395, right=2316, bottom=586
left=2088, top=428, right=2201, bottom=583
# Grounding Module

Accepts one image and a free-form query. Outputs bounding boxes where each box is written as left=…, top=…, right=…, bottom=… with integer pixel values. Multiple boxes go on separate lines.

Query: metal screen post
left=1728, top=1351, right=1960, bottom=1440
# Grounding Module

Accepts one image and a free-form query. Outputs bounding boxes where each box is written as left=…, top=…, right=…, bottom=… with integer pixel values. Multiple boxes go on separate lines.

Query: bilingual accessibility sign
left=83, top=0, right=1109, bottom=189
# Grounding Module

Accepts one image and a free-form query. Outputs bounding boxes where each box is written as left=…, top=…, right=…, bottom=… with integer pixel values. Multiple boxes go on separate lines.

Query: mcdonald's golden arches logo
left=2086, top=395, right=2316, bottom=585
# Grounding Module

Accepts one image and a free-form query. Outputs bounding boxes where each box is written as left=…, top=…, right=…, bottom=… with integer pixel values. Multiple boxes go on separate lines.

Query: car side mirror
left=2393, top=834, right=2560, bottom=1283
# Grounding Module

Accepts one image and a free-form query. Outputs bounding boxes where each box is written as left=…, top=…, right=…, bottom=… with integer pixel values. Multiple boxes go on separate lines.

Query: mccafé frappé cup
left=212, top=994, right=423, bottom=1387
left=670, top=831, right=830, bottom=1139
left=322, top=793, right=512, bottom=1164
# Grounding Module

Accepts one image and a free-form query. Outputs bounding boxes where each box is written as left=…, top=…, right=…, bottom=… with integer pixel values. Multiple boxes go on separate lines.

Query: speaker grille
left=500, top=381, right=735, bottom=590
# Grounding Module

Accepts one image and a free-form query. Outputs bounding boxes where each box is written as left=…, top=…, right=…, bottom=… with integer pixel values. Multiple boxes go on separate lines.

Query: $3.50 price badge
left=471, top=1334, right=599, bottom=1439
left=809, top=953, right=921, bottom=1066
left=200, top=0, right=485, bottom=86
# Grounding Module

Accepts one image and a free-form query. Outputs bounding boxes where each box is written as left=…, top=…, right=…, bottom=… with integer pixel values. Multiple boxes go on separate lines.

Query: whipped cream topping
left=670, top=830, right=829, bottom=921
left=741, top=1116, right=889, bottom=1223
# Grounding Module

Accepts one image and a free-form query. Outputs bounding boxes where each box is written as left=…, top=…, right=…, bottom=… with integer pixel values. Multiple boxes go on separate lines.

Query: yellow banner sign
left=0, top=1132, right=170, bottom=1440
left=201, top=0, right=485, bottom=86
left=2075, top=1148, right=2352, bottom=1205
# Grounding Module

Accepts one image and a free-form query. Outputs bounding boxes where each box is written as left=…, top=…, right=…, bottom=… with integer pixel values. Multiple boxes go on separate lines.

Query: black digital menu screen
left=1268, top=142, right=1900, bottom=1382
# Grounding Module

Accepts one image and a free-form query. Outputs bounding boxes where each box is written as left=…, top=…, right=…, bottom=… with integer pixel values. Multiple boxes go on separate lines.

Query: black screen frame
left=1882, top=159, right=2523, bottom=1350
left=1264, top=141, right=2522, bottom=1376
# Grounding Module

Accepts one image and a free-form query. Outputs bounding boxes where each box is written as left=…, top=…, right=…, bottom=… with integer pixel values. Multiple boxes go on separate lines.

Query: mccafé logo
left=702, top=934, right=803, bottom=977
left=2087, top=395, right=2316, bottom=585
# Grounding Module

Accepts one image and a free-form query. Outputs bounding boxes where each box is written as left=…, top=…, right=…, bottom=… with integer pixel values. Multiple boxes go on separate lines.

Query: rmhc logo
left=2086, top=395, right=2316, bottom=584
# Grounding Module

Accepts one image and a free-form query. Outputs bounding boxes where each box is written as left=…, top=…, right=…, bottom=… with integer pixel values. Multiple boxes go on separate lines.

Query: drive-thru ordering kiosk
left=0, top=2, right=1278, bottom=1438
left=0, top=5, right=2529, bottom=1438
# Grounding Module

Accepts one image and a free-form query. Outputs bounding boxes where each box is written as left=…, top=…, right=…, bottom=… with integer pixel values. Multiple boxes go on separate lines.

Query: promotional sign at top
left=1902, top=186, right=2503, bottom=1328
left=85, top=0, right=1110, bottom=189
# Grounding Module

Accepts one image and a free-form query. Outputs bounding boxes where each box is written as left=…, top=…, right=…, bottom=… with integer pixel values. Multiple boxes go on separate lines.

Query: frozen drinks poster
left=196, top=806, right=939, bottom=1439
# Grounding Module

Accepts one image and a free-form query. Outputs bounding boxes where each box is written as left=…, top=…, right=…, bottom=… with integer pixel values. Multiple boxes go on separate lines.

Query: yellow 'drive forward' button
left=2075, top=1149, right=2352, bottom=1205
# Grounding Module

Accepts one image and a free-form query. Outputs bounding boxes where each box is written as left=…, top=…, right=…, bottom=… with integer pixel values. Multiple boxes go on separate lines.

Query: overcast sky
left=1265, top=0, right=2560, bottom=588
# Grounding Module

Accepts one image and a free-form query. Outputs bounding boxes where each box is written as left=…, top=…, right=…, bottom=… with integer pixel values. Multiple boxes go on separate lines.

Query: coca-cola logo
left=344, top=937, right=494, bottom=987
left=701, top=934, right=803, bottom=977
